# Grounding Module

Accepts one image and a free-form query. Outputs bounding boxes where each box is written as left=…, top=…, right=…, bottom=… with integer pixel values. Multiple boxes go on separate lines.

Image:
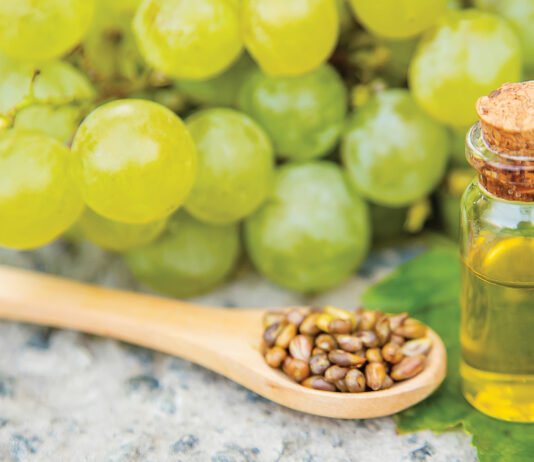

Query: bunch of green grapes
left=0, top=130, right=83, bottom=249
left=241, top=0, right=339, bottom=76
left=0, top=0, right=96, bottom=61
left=125, top=211, right=240, bottom=297
left=409, top=10, right=521, bottom=127
left=71, top=99, right=196, bottom=224
left=184, top=108, right=274, bottom=224
left=238, top=65, right=348, bottom=161
left=245, top=162, right=370, bottom=293
left=133, top=0, right=243, bottom=79
left=0, top=57, right=95, bottom=142
left=342, top=89, right=449, bottom=207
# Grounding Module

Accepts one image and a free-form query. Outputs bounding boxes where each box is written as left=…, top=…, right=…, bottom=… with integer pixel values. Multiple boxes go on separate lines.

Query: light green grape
left=238, top=65, right=347, bottom=161
left=83, top=0, right=145, bottom=82
left=78, top=208, right=167, bottom=252
left=342, top=89, right=449, bottom=207
left=0, top=58, right=95, bottom=143
left=125, top=211, right=240, bottom=298
left=474, top=0, right=534, bottom=76
left=0, top=130, right=83, bottom=249
left=409, top=10, right=522, bottom=127
left=71, top=99, right=196, bottom=224
left=241, top=0, right=339, bottom=76
left=133, top=0, right=243, bottom=79
left=175, top=54, right=256, bottom=107
left=184, top=108, right=273, bottom=224
left=244, top=161, right=370, bottom=293
left=349, top=0, right=447, bottom=39
left=0, top=0, right=95, bottom=60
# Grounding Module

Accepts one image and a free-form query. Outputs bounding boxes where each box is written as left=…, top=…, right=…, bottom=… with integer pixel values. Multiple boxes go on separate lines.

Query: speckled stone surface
left=0, top=241, right=477, bottom=462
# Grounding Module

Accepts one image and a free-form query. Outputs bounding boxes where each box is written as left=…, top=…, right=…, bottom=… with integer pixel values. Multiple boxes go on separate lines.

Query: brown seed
left=315, top=333, right=337, bottom=352
left=393, top=318, right=427, bottom=339
left=335, top=379, right=348, bottom=392
left=380, top=375, right=394, bottom=390
left=365, top=362, right=386, bottom=391
left=345, top=369, right=366, bottom=393
left=263, top=312, right=285, bottom=329
left=275, top=322, right=297, bottom=348
left=299, top=313, right=321, bottom=336
left=336, top=335, right=363, bottom=352
left=324, top=305, right=358, bottom=330
left=359, top=310, right=379, bottom=331
left=402, top=337, right=432, bottom=357
left=309, top=353, right=330, bottom=375
left=389, top=313, right=409, bottom=331
left=375, top=316, right=391, bottom=345
left=265, top=346, right=287, bottom=368
left=328, top=318, right=353, bottom=334
left=316, top=313, right=336, bottom=332
left=301, top=375, right=337, bottom=392
left=282, top=357, right=310, bottom=382
left=286, top=307, right=310, bottom=327
left=263, top=322, right=284, bottom=347
left=289, top=335, right=313, bottom=361
left=328, top=349, right=366, bottom=368
left=366, top=347, right=383, bottom=363
left=390, top=355, right=425, bottom=381
left=382, top=342, right=404, bottom=364
left=355, top=330, right=379, bottom=348
left=312, top=347, right=325, bottom=356
left=390, top=334, right=405, bottom=346
left=324, top=365, right=348, bottom=382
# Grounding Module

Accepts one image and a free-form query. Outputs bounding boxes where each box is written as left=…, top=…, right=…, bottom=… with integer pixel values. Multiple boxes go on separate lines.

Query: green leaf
left=363, top=246, right=534, bottom=462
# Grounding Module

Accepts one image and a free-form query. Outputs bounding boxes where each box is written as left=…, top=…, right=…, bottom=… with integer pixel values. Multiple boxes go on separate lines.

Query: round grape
left=241, top=0, right=338, bottom=76
left=0, top=58, right=95, bottom=143
left=342, top=89, right=449, bottom=207
left=133, top=0, right=243, bottom=79
left=184, top=108, right=274, bottom=224
left=238, top=65, right=347, bottom=161
left=244, top=161, right=370, bottom=293
left=125, top=211, right=240, bottom=298
left=79, top=208, right=167, bottom=252
left=409, top=10, right=521, bottom=127
left=0, top=130, right=83, bottom=249
left=71, top=99, right=196, bottom=224
left=0, top=0, right=95, bottom=60
left=349, top=0, right=447, bottom=39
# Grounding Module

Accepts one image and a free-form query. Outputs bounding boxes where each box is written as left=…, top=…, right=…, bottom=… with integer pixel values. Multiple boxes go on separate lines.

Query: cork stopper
left=476, top=81, right=534, bottom=157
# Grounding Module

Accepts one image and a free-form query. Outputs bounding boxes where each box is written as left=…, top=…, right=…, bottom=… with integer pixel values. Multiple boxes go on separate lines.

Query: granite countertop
left=0, top=242, right=477, bottom=462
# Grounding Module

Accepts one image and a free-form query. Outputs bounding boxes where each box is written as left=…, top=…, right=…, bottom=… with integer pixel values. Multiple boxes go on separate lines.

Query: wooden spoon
left=0, top=264, right=447, bottom=419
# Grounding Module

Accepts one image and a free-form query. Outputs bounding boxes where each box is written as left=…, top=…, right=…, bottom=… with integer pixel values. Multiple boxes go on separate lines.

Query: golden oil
left=461, top=236, right=534, bottom=422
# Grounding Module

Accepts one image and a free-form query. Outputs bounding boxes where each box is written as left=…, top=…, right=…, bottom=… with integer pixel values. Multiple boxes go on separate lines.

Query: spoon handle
left=0, top=264, right=263, bottom=368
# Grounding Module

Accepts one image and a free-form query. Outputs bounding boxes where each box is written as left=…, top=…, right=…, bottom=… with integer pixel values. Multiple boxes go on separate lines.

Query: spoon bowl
left=0, top=265, right=446, bottom=419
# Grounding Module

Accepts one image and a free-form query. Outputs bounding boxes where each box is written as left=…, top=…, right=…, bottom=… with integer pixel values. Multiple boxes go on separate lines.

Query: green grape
left=0, top=130, right=83, bottom=249
left=342, top=89, right=449, bottom=207
left=238, top=65, right=347, bottom=161
left=133, top=0, right=243, bottom=79
left=71, top=99, right=196, bottom=224
left=175, top=54, right=256, bottom=107
left=244, top=161, right=370, bottom=293
left=369, top=203, right=407, bottom=244
left=474, top=0, right=534, bottom=75
left=83, top=0, right=145, bottom=82
left=0, top=58, right=95, bottom=143
left=125, top=211, right=240, bottom=298
left=79, top=207, right=167, bottom=252
left=0, top=0, right=95, bottom=60
left=349, top=0, right=447, bottom=39
left=184, top=108, right=274, bottom=224
left=241, top=0, right=338, bottom=76
left=409, top=10, right=521, bottom=127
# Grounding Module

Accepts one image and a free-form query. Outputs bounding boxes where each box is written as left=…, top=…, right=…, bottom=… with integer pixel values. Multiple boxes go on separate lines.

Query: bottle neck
left=467, top=123, right=534, bottom=202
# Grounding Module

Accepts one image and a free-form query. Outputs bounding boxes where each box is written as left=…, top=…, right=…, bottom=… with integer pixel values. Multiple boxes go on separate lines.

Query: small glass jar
left=460, top=122, right=534, bottom=423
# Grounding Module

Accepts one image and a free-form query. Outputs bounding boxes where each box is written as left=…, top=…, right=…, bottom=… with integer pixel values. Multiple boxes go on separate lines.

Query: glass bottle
left=460, top=82, right=534, bottom=423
